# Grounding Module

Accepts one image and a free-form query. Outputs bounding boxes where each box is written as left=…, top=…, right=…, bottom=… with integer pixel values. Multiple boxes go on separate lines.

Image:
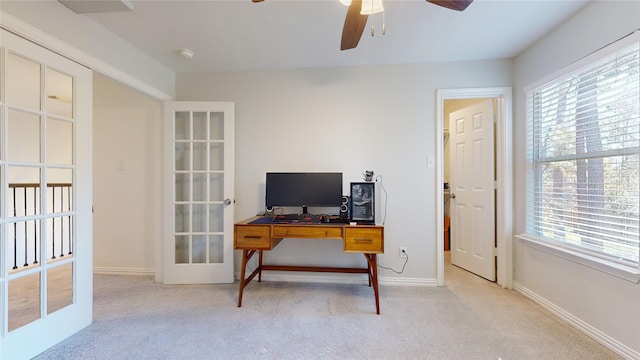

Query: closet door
left=0, top=29, right=93, bottom=359
left=163, top=102, right=234, bottom=284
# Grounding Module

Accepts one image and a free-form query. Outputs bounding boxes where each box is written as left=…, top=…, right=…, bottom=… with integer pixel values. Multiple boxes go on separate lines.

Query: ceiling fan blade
left=251, top=0, right=264, bottom=2
left=427, top=0, right=473, bottom=11
left=341, top=0, right=368, bottom=50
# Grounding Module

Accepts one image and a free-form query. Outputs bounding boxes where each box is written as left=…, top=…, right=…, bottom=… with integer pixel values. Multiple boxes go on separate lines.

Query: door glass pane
left=210, top=112, right=224, bottom=140
left=193, top=173, right=207, bottom=201
left=7, top=53, right=40, bottom=110
left=209, top=204, right=223, bottom=232
left=210, top=143, right=224, bottom=171
left=193, top=112, right=207, bottom=140
left=8, top=182, right=40, bottom=217
left=8, top=219, right=41, bottom=272
left=47, top=262, right=73, bottom=314
left=46, top=68, right=73, bottom=118
left=192, top=204, right=206, bottom=233
left=175, top=235, right=189, bottom=264
left=193, top=143, right=207, bottom=171
left=209, top=173, right=223, bottom=201
left=175, top=204, right=190, bottom=233
left=9, top=272, right=41, bottom=332
left=175, top=112, right=189, bottom=140
left=192, top=235, right=206, bottom=263
left=47, top=168, right=73, bottom=214
left=175, top=143, right=190, bottom=171
left=47, top=118, right=73, bottom=165
left=209, top=235, right=223, bottom=263
left=8, top=166, right=41, bottom=218
left=47, top=215, right=72, bottom=260
left=175, top=173, right=190, bottom=201
left=8, top=110, right=40, bottom=163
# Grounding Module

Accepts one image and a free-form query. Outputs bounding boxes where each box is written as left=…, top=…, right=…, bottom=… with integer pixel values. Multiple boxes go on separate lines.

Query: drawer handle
left=354, top=238, right=373, bottom=243
left=244, top=235, right=262, bottom=239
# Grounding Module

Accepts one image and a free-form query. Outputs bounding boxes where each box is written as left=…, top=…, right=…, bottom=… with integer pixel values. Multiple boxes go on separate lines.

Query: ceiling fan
left=251, top=0, right=473, bottom=50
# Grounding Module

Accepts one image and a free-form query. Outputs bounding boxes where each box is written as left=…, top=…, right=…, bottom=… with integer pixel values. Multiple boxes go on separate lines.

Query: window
left=525, top=33, right=639, bottom=269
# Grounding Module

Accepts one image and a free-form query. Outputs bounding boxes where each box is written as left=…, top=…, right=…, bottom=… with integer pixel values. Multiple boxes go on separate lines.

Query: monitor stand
left=302, top=205, right=308, bottom=214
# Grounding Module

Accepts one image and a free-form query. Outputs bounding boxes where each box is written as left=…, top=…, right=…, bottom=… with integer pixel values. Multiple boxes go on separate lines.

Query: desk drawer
left=344, top=227, right=384, bottom=253
left=273, top=226, right=342, bottom=239
left=235, top=225, right=272, bottom=249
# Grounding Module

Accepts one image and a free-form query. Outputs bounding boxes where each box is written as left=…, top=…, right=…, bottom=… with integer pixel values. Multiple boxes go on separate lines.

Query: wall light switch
left=117, top=160, right=126, bottom=171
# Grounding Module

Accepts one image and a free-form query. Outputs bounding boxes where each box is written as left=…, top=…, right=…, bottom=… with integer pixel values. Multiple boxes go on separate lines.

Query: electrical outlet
left=399, top=247, right=408, bottom=258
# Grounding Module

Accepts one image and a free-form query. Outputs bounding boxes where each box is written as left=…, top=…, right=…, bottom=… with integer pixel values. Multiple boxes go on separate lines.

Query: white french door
left=449, top=99, right=496, bottom=281
left=0, top=29, right=93, bottom=359
left=163, top=102, right=234, bottom=284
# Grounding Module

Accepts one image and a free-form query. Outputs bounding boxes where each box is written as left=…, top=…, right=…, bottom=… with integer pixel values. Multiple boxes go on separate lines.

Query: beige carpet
left=33, top=255, right=620, bottom=360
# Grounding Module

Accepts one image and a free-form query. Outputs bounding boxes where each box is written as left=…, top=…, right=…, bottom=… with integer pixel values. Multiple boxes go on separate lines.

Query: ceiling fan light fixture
left=339, top=0, right=352, bottom=6
left=360, top=0, right=383, bottom=15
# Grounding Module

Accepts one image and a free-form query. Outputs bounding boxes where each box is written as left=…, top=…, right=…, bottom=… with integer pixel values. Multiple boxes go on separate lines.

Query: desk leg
left=364, top=254, right=380, bottom=315
left=238, top=249, right=255, bottom=308
left=258, top=250, right=264, bottom=282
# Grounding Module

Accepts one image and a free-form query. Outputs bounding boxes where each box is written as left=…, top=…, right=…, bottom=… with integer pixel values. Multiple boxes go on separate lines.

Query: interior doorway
left=435, top=87, right=513, bottom=289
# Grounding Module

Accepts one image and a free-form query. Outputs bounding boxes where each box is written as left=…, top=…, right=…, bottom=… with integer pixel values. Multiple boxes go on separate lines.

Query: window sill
left=516, top=234, right=640, bottom=284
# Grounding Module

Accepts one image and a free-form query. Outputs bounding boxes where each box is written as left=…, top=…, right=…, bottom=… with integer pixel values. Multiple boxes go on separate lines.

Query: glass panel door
left=163, top=102, right=234, bottom=284
left=0, top=29, right=93, bottom=359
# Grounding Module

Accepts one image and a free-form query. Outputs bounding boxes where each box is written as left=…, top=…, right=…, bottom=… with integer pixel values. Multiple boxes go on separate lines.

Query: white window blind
left=525, top=34, right=639, bottom=265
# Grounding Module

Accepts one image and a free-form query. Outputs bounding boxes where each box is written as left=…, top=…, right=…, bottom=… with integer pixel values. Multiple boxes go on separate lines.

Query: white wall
left=176, top=60, right=511, bottom=282
left=93, top=76, right=163, bottom=274
left=512, top=1, right=640, bottom=357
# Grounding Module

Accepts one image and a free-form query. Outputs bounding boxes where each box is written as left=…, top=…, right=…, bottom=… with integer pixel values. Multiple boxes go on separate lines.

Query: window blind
left=525, top=35, right=639, bottom=265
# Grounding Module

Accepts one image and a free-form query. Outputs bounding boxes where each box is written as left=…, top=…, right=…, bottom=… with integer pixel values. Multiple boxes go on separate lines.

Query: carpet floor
left=33, top=256, right=620, bottom=360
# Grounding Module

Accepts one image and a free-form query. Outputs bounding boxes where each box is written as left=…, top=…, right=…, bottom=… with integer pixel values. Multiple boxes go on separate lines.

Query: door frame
left=436, top=87, right=513, bottom=288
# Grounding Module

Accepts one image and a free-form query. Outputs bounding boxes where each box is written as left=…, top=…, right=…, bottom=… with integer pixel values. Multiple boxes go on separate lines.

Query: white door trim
left=436, top=87, right=513, bottom=288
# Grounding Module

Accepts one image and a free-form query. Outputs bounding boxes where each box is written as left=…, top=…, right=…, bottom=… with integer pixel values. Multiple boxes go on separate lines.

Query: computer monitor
left=265, top=172, right=343, bottom=212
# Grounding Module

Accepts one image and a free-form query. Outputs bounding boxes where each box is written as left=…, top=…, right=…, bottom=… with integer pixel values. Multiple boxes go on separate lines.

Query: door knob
left=224, top=198, right=232, bottom=205
left=450, top=193, right=456, bottom=199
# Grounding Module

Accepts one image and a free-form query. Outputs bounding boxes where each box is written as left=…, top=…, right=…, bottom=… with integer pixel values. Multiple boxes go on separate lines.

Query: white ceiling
left=63, top=0, right=591, bottom=73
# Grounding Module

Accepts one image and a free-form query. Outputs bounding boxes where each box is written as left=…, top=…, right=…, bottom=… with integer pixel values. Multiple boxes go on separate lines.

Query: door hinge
left=493, top=247, right=498, bottom=256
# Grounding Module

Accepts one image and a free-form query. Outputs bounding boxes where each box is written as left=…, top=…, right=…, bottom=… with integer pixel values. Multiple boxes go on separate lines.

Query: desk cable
left=377, top=251, right=408, bottom=274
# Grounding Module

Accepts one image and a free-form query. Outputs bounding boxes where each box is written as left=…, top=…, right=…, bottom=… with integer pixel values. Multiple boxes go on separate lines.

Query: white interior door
left=0, top=29, right=93, bottom=359
left=449, top=99, right=496, bottom=281
left=163, top=101, right=234, bottom=284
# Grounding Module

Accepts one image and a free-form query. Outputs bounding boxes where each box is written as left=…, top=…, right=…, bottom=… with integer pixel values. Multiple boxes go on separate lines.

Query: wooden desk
left=234, top=216, right=384, bottom=314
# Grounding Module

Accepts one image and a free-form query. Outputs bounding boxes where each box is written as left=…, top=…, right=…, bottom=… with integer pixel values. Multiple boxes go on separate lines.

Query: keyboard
left=273, top=214, right=324, bottom=224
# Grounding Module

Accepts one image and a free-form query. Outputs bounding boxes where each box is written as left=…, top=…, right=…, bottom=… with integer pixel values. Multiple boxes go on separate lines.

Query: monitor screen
left=265, top=172, right=343, bottom=209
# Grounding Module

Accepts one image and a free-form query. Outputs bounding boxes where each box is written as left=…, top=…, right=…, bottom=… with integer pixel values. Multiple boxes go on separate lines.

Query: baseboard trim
left=513, top=282, right=639, bottom=360
left=380, top=277, right=437, bottom=286
left=94, top=266, right=155, bottom=276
